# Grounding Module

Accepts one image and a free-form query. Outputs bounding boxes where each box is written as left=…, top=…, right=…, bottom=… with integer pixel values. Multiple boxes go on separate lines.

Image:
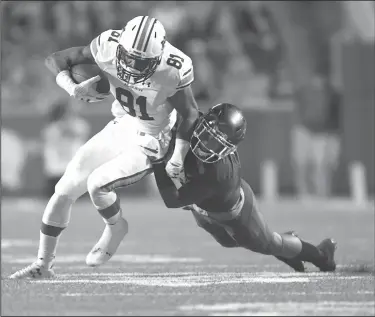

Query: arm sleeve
left=152, top=161, right=214, bottom=208
left=89, top=29, right=118, bottom=64
left=90, top=34, right=101, bottom=59
left=176, top=56, right=194, bottom=91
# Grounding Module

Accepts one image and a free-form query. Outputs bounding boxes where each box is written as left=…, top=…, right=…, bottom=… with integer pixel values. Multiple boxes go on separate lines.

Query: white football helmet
left=116, top=16, right=166, bottom=84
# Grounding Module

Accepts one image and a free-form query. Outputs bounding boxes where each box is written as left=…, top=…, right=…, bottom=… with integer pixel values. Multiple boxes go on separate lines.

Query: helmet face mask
left=116, top=16, right=166, bottom=85
left=116, top=45, right=161, bottom=84
left=191, top=117, right=237, bottom=163
left=191, top=103, right=247, bottom=163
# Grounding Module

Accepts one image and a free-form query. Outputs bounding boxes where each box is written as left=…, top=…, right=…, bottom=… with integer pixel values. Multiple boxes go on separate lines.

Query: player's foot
left=316, top=238, right=337, bottom=272
left=276, top=231, right=306, bottom=272
left=86, top=217, right=128, bottom=267
left=8, top=261, right=55, bottom=279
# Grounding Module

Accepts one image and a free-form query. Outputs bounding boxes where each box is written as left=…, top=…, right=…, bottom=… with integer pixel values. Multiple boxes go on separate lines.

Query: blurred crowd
left=2, top=1, right=374, bottom=199
left=2, top=1, right=292, bottom=112
left=3, top=1, right=373, bottom=111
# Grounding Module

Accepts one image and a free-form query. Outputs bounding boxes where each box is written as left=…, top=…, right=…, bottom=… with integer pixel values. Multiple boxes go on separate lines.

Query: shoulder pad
left=90, top=29, right=122, bottom=64
left=163, top=42, right=194, bottom=91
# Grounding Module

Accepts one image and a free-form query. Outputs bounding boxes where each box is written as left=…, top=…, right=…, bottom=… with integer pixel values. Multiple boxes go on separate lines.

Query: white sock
left=37, top=193, right=74, bottom=267
left=37, top=231, right=61, bottom=267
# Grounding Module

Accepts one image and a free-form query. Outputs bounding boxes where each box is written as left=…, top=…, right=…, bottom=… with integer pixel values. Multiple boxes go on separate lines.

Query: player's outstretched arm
left=45, top=45, right=100, bottom=99
left=166, top=86, right=199, bottom=178
left=151, top=160, right=213, bottom=208
left=45, top=46, right=95, bottom=76
left=168, top=85, right=199, bottom=140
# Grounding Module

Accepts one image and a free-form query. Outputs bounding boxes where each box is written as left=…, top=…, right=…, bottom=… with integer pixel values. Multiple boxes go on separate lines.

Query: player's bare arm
left=152, top=160, right=213, bottom=208
left=167, top=85, right=199, bottom=141
left=166, top=85, right=199, bottom=178
left=45, top=46, right=95, bottom=76
left=45, top=45, right=100, bottom=99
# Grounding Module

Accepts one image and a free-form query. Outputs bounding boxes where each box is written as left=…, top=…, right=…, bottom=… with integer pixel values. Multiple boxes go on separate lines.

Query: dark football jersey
left=182, top=150, right=242, bottom=213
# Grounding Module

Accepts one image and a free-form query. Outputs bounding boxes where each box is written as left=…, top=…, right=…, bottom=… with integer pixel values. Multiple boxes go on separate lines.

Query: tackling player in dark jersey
left=151, top=103, right=337, bottom=272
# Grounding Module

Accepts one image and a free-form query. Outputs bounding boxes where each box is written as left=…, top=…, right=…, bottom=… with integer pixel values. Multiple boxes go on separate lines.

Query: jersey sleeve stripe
left=176, top=81, right=193, bottom=90
left=90, top=36, right=99, bottom=57
left=183, top=68, right=192, bottom=76
left=177, top=69, right=194, bottom=89
left=98, top=34, right=101, bottom=46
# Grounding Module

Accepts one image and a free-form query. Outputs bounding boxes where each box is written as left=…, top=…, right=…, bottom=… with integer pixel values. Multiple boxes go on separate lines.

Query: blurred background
left=1, top=1, right=374, bottom=204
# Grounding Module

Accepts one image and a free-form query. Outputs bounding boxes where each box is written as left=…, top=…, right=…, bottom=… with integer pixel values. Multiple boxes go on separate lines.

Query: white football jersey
left=90, top=29, right=194, bottom=135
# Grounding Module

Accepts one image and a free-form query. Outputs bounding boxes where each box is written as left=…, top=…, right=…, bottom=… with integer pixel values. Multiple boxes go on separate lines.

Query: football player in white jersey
left=9, top=16, right=199, bottom=279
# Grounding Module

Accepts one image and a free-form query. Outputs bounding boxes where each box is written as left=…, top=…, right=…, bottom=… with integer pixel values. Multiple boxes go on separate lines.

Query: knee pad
left=87, top=173, right=117, bottom=210
left=268, top=232, right=301, bottom=258
left=267, top=232, right=284, bottom=255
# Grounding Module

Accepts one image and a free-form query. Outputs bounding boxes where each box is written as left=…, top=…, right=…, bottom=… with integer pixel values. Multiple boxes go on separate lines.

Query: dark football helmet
left=191, top=103, right=247, bottom=163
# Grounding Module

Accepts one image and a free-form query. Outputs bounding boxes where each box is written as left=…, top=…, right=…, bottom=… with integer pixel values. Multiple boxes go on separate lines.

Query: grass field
left=1, top=195, right=374, bottom=316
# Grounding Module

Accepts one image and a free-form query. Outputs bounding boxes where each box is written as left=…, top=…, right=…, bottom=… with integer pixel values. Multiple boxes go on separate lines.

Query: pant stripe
left=101, top=168, right=153, bottom=192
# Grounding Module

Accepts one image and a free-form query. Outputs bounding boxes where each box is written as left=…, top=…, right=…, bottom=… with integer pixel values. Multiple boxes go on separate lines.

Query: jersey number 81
left=115, top=54, right=185, bottom=121
left=116, top=88, right=154, bottom=121
left=167, top=54, right=184, bottom=70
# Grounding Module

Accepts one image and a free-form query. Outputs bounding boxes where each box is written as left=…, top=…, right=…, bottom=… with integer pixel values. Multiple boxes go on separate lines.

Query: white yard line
left=180, top=301, right=375, bottom=316
left=32, top=277, right=311, bottom=286
left=31, top=271, right=370, bottom=287
left=60, top=290, right=374, bottom=297
left=2, top=254, right=203, bottom=264
left=1, top=239, right=35, bottom=248
left=52, top=271, right=372, bottom=278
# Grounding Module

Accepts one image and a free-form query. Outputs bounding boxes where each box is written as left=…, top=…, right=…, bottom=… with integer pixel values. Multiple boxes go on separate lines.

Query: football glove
left=71, top=75, right=101, bottom=99
left=166, top=160, right=186, bottom=184
left=165, top=138, right=189, bottom=182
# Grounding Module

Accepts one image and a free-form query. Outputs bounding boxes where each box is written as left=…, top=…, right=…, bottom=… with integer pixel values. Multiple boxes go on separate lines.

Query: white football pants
left=42, top=113, right=175, bottom=227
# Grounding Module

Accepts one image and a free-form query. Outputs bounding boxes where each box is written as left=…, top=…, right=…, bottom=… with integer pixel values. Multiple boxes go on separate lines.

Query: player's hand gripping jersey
left=90, top=29, right=194, bottom=135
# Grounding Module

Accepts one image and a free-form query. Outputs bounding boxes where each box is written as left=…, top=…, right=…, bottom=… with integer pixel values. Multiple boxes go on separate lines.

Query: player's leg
left=85, top=147, right=153, bottom=266
left=85, top=126, right=174, bottom=266
left=191, top=209, right=239, bottom=248
left=221, top=179, right=337, bottom=272
left=9, top=120, right=124, bottom=279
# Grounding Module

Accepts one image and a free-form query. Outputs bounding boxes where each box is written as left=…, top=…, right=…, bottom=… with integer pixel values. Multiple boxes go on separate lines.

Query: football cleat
left=276, top=231, right=306, bottom=272
left=86, top=217, right=129, bottom=267
left=8, top=261, right=55, bottom=279
left=316, top=238, right=337, bottom=272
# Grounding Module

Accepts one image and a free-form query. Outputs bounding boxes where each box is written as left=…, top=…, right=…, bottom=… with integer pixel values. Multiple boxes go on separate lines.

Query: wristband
left=169, top=139, right=190, bottom=164
left=56, top=70, right=77, bottom=96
